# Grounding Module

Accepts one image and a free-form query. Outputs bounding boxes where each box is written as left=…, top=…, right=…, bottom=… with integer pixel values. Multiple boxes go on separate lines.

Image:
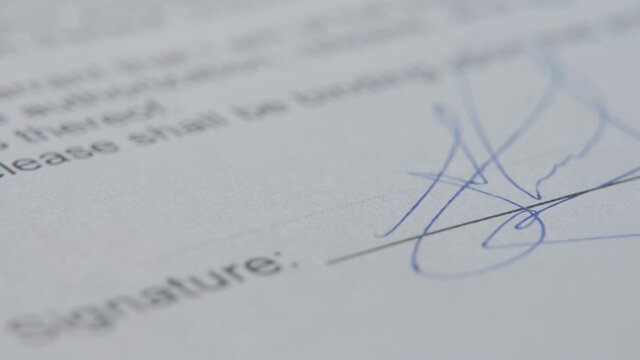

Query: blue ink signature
left=382, top=47, right=640, bottom=278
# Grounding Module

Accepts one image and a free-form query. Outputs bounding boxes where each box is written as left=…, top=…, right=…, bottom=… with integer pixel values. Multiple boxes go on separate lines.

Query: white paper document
left=1, top=1, right=639, bottom=359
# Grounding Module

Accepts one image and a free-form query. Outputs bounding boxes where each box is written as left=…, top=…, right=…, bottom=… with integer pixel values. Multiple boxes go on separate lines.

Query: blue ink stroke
left=382, top=47, right=640, bottom=278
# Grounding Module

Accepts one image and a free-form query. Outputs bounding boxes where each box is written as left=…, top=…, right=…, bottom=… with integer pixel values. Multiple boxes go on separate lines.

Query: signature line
left=326, top=174, right=640, bottom=266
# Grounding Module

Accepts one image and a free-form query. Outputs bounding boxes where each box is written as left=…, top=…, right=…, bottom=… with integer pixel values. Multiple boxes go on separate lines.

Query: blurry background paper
left=0, top=0, right=639, bottom=359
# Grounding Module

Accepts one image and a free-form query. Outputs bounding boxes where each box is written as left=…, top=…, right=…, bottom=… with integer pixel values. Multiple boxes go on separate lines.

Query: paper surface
left=1, top=1, right=639, bottom=359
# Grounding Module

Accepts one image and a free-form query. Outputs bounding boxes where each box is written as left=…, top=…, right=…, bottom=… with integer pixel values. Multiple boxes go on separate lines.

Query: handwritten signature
left=382, top=47, right=640, bottom=278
